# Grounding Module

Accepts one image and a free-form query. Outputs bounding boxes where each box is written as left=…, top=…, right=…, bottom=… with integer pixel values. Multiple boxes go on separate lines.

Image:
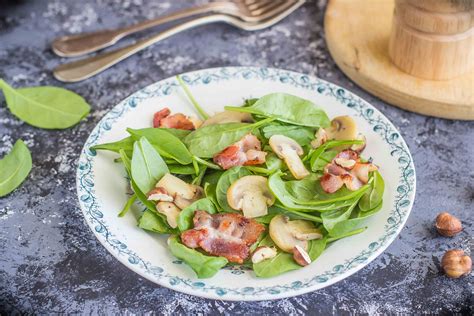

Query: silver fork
left=52, top=0, right=292, bottom=57
left=53, top=0, right=304, bottom=82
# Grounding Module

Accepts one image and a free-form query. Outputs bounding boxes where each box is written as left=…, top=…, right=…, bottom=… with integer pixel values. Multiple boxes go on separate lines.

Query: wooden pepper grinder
left=389, top=0, right=474, bottom=80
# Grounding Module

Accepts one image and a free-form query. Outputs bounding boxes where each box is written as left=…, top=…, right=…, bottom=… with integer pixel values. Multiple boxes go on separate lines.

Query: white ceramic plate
left=76, top=67, right=416, bottom=301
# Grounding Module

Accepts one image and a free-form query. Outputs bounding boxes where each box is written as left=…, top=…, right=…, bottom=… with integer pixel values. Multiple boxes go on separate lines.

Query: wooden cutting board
left=324, top=0, right=474, bottom=120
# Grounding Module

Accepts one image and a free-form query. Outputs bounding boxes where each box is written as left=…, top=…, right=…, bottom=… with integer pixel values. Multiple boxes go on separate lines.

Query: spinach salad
left=92, top=79, right=385, bottom=279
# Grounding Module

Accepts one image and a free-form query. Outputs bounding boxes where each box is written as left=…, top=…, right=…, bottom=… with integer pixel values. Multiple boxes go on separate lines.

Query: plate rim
left=76, top=66, right=416, bottom=301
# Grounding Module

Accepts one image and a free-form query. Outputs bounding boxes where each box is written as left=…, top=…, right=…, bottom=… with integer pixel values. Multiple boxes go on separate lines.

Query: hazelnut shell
left=435, top=212, right=462, bottom=237
left=441, top=249, right=472, bottom=278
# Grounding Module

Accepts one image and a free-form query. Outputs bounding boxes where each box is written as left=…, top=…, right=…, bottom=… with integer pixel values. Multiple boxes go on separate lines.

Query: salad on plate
left=91, top=78, right=385, bottom=279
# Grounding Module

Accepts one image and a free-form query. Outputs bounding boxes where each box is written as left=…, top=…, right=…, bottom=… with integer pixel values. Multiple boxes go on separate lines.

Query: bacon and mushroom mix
left=94, top=92, right=386, bottom=279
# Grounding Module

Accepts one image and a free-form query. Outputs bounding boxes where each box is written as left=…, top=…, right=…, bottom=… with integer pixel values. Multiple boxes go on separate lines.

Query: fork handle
left=51, top=2, right=235, bottom=57
left=53, top=14, right=229, bottom=82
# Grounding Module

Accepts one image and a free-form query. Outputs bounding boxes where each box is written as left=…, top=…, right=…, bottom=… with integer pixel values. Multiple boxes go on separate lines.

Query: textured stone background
left=0, top=0, right=472, bottom=314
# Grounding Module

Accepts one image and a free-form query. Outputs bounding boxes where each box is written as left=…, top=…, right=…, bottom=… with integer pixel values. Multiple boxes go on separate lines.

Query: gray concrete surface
left=0, top=0, right=472, bottom=314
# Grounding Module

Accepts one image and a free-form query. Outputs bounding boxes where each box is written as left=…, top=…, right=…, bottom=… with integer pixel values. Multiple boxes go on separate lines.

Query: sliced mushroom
left=156, top=173, right=196, bottom=200
left=287, top=220, right=323, bottom=241
left=201, top=111, right=253, bottom=127
left=293, top=245, right=312, bottom=266
left=327, top=116, right=358, bottom=141
left=174, top=185, right=204, bottom=209
left=350, top=133, right=367, bottom=153
left=251, top=246, right=278, bottom=263
left=269, top=135, right=309, bottom=180
left=156, top=202, right=180, bottom=228
left=269, top=215, right=308, bottom=253
left=310, top=128, right=328, bottom=148
left=227, top=175, right=275, bottom=218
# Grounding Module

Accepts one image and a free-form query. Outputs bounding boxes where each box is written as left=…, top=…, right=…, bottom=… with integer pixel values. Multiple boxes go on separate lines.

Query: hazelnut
left=441, top=249, right=472, bottom=278
left=293, top=245, right=312, bottom=266
left=435, top=212, right=462, bottom=237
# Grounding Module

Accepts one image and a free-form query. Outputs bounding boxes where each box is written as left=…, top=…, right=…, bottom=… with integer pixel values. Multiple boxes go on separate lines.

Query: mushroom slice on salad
left=269, top=135, right=310, bottom=179
left=311, top=115, right=366, bottom=152
left=227, top=175, right=275, bottom=218
left=174, top=185, right=204, bottom=209
left=269, top=215, right=321, bottom=253
left=213, top=134, right=267, bottom=170
left=201, top=111, right=253, bottom=127
left=156, top=201, right=181, bottom=228
left=156, top=173, right=199, bottom=200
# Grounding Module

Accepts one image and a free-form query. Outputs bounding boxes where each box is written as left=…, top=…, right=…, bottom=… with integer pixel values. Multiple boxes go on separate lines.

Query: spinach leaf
left=0, top=139, right=32, bottom=197
left=160, top=128, right=191, bottom=140
left=118, top=194, right=137, bottom=217
left=358, top=171, right=384, bottom=211
left=266, top=153, right=284, bottom=171
left=119, top=149, right=164, bottom=219
left=131, top=137, right=169, bottom=195
left=308, top=237, right=328, bottom=261
left=309, top=140, right=363, bottom=171
left=168, top=235, right=228, bottom=278
left=193, top=156, right=222, bottom=170
left=255, top=205, right=322, bottom=224
left=204, top=182, right=219, bottom=209
left=310, top=150, right=338, bottom=172
left=169, top=164, right=196, bottom=175
left=327, top=227, right=367, bottom=242
left=192, top=166, right=207, bottom=186
left=226, top=93, right=330, bottom=128
left=268, top=172, right=370, bottom=211
left=176, top=75, right=209, bottom=119
left=216, top=167, right=252, bottom=212
left=127, top=128, right=192, bottom=165
left=321, top=199, right=358, bottom=232
left=0, top=79, right=90, bottom=129
left=253, top=235, right=302, bottom=278
left=177, top=198, right=217, bottom=232
left=91, top=136, right=134, bottom=156
left=262, top=124, right=316, bottom=146
left=138, top=209, right=171, bottom=233
left=253, top=234, right=328, bottom=278
left=328, top=201, right=382, bottom=237
left=184, top=118, right=273, bottom=158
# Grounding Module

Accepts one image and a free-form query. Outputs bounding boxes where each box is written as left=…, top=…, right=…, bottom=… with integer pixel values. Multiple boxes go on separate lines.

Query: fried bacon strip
left=320, top=150, right=378, bottom=193
left=181, top=211, right=265, bottom=263
left=153, top=107, right=201, bottom=130
left=213, top=134, right=267, bottom=170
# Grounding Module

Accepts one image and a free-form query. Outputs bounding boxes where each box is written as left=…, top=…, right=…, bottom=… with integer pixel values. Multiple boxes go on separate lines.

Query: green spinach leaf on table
left=0, top=79, right=90, bottom=129
left=0, top=139, right=32, bottom=197
left=168, top=235, right=228, bottom=278
left=225, top=93, right=330, bottom=128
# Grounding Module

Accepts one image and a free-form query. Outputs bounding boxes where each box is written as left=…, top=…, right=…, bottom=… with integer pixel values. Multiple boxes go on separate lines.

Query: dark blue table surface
left=0, top=0, right=472, bottom=314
